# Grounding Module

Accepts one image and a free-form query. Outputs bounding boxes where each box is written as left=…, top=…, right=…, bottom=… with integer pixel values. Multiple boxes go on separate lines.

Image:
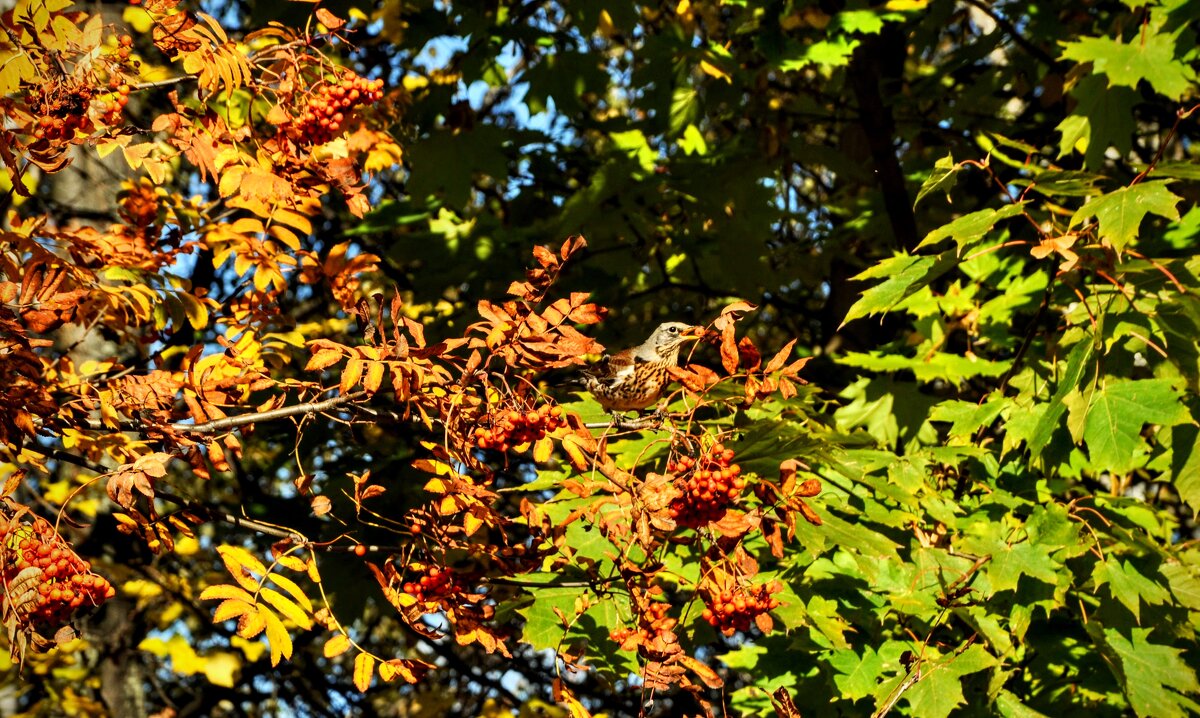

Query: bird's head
left=641, top=321, right=702, bottom=360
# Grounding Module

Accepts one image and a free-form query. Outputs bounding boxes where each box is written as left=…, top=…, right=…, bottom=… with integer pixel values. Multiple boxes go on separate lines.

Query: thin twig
left=157, top=491, right=308, bottom=543
left=169, top=391, right=367, bottom=434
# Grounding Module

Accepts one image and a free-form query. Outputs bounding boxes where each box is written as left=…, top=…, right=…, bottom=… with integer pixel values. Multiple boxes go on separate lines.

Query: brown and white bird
left=578, top=322, right=700, bottom=413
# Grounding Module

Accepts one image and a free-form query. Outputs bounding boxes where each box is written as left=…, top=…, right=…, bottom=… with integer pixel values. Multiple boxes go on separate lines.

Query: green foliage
left=9, top=0, right=1200, bottom=715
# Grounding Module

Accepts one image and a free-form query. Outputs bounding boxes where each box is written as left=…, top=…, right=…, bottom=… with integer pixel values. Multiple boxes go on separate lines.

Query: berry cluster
left=401, top=566, right=467, bottom=605
left=0, top=517, right=115, bottom=627
left=472, top=404, right=565, bottom=452
left=610, top=600, right=676, bottom=652
left=701, top=583, right=781, bottom=636
left=27, top=84, right=95, bottom=142
left=666, top=443, right=744, bottom=527
left=116, top=33, right=133, bottom=61
left=295, top=72, right=385, bottom=144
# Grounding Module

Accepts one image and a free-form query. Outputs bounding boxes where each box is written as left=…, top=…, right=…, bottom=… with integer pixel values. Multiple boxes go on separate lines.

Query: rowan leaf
left=258, top=587, right=313, bottom=629
left=212, top=598, right=256, bottom=623
left=261, top=606, right=293, bottom=666
left=353, top=652, right=376, bottom=692
left=324, top=634, right=351, bottom=658
left=305, top=348, right=344, bottom=371
left=267, top=572, right=313, bottom=612
left=199, top=584, right=256, bottom=603
left=218, top=545, right=267, bottom=592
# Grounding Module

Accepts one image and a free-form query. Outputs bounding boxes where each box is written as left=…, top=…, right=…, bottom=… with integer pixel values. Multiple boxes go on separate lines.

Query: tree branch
left=168, top=390, right=367, bottom=434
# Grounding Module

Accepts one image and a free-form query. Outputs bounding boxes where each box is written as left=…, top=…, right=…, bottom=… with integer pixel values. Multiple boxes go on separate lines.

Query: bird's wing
left=582, top=352, right=635, bottom=386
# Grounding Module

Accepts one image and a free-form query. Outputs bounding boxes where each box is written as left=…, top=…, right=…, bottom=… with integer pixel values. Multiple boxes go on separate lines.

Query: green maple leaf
left=1071, top=181, right=1182, bottom=252
left=903, top=645, right=998, bottom=718
left=917, top=202, right=1027, bottom=252
left=988, top=540, right=1061, bottom=593
left=1093, top=558, right=1171, bottom=622
left=1068, top=378, right=1190, bottom=475
left=830, top=646, right=885, bottom=700
left=1055, top=74, right=1136, bottom=170
left=842, top=252, right=958, bottom=325
left=1060, top=30, right=1194, bottom=100
left=1104, top=628, right=1200, bottom=717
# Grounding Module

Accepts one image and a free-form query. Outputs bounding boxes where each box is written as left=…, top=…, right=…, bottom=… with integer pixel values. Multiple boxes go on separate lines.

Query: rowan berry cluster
left=295, top=72, right=385, bottom=144
left=666, top=443, right=744, bottom=527
left=116, top=33, right=133, bottom=60
left=27, top=84, right=95, bottom=142
left=701, top=583, right=781, bottom=636
left=472, top=404, right=565, bottom=452
left=0, top=517, right=115, bottom=627
left=401, top=565, right=467, bottom=604
left=609, top=600, right=676, bottom=651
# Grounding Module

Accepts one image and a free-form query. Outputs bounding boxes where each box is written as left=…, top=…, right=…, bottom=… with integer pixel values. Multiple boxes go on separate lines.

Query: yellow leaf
left=597, top=9, right=616, bottom=37
left=261, top=606, right=293, bottom=666
left=213, top=598, right=256, bottom=623
left=323, top=634, right=351, bottom=658
left=231, top=635, right=266, bottom=662
left=199, top=584, right=256, bottom=603
left=353, top=652, right=375, bottom=692
left=267, top=572, right=313, bottom=611
left=258, top=586, right=313, bottom=629
left=533, top=436, right=554, bottom=464
left=700, top=59, right=731, bottom=82
left=202, top=651, right=241, bottom=687
left=236, top=608, right=267, bottom=639
left=218, top=545, right=267, bottom=591
left=123, top=5, right=154, bottom=32
left=273, top=553, right=307, bottom=572
left=463, top=512, right=483, bottom=536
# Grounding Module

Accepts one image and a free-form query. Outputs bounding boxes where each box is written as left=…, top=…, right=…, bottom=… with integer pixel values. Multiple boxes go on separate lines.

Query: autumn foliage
left=5, top=0, right=1200, bottom=716
left=0, top=0, right=820, bottom=710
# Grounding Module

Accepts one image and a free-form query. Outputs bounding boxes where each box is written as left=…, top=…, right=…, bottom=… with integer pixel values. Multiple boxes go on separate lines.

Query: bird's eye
left=667, top=326, right=678, bottom=334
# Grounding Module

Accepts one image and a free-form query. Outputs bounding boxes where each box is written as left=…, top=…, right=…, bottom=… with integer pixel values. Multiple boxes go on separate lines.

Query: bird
left=577, top=322, right=701, bottom=413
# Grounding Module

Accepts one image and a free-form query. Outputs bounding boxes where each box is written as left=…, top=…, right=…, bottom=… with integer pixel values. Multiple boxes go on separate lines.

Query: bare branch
left=169, top=391, right=367, bottom=434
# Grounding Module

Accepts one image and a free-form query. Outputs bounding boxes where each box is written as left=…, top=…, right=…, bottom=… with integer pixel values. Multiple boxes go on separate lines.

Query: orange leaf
left=679, top=654, right=724, bottom=689
left=305, top=347, right=344, bottom=371
left=765, top=339, right=797, bottom=374
left=378, top=658, right=425, bottom=683
left=772, top=687, right=803, bottom=718
left=341, top=359, right=364, bottom=393
left=311, top=496, right=332, bottom=515
left=363, top=361, right=385, bottom=395
left=561, top=435, right=591, bottom=471
left=315, top=7, right=345, bottom=29
left=720, top=322, right=739, bottom=375
left=353, top=652, right=376, bottom=692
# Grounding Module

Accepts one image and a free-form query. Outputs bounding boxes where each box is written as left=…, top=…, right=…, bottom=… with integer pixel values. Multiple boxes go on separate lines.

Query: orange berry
left=353, top=544, right=367, bottom=557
